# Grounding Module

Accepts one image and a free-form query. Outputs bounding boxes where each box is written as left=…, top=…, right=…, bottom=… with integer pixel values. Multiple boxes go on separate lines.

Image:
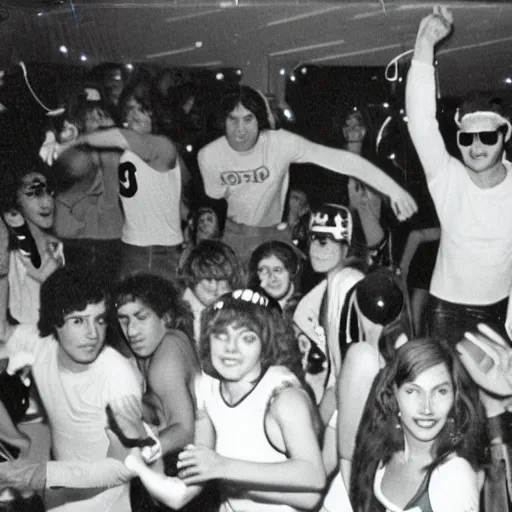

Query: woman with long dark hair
left=351, top=338, right=486, bottom=511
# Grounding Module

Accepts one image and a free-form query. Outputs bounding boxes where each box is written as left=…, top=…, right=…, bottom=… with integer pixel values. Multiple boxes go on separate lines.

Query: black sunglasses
left=457, top=128, right=505, bottom=147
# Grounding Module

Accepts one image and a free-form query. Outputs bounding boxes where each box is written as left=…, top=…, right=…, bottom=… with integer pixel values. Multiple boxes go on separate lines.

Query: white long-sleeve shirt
left=406, top=59, right=512, bottom=304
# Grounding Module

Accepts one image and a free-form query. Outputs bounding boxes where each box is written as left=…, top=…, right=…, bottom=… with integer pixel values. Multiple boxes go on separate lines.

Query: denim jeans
left=428, top=294, right=509, bottom=346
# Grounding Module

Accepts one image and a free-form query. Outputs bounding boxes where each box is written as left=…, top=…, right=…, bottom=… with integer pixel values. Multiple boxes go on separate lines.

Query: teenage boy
left=0, top=159, right=63, bottom=325
left=179, top=240, right=244, bottom=345
left=114, top=274, right=212, bottom=510
left=0, top=265, right=142, bottom=511
left=407, top=6, right=512, bottom=343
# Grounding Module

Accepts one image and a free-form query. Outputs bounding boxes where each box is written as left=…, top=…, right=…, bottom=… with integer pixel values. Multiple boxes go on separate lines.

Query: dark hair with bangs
left=221, top=85, right=271, bottom=132
left=199, top=293, right=304, bottom=383
left=38, top=264, right=110, bottom=338
left=114, top=273, right=194, bottom=342
left=0, top=157, right=53, bottom=215
left=120, top=81, right=160, bottom=134
left=179, top=240, right=244, bottom=289
left=350, top=338, right=487, bottom=512
left=247, top=241, right=302, bottom=292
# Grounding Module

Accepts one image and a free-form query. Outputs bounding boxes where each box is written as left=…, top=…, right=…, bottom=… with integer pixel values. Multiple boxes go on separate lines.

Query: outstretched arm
left=292, top=136, right=417, bottom=221
left=406, top=6, right=454, bottom=181
left=68, top=129, right=177, bottom=172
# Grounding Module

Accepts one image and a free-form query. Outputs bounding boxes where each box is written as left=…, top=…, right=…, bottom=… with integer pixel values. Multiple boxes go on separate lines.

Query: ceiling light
left=186, top=144, right=193, bottom=152
left=216, top=72, right=224, bottom=80
left=126, top=63, right=133, bottom=70
left=195, top=41, right=203, bottom=48
left=80, top=54, right=87, bottom=62
left=59, top=45, right=68, bottom=54
left=279, top=68, right=286, bottom=76
left=506, top=78, right=512, bottom=84
left=290, top=75, right=296, bottom=82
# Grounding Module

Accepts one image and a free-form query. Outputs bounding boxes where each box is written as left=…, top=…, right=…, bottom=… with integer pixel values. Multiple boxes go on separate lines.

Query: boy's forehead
left=65, top=300, right=107, bottom=317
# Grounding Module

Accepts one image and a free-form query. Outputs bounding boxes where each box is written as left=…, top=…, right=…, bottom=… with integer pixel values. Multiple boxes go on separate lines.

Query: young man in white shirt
left=407, top=6, right=512, bottom=344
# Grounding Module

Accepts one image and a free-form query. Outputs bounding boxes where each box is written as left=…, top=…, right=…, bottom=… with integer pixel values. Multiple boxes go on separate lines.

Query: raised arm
left=406, top=6, right=453, bottom=181
left=72, top=128, right=177, bottom=172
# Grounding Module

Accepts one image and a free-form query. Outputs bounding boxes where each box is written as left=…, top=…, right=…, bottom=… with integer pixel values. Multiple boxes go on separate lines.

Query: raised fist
left=416, top=6, right=453, bottom=47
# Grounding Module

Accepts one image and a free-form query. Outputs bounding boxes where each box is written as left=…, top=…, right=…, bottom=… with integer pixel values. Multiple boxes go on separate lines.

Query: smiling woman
left=350, top=338, right=487, bottom=512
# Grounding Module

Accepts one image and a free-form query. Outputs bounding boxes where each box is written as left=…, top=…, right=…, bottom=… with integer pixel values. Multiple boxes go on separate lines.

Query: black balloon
left=355, top=272, right=403, bottom=326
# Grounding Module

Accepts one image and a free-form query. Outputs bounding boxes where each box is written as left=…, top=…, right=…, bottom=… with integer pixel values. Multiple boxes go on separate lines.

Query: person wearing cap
left=293, top=204, right=364, bottom=412
left=407, top=6, right=512, bottom=344
left=198, top=86, right=418, bottom=264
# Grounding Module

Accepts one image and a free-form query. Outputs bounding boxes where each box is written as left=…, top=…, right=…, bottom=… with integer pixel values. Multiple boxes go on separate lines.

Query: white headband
left=454, top=109, right=512, bottom=142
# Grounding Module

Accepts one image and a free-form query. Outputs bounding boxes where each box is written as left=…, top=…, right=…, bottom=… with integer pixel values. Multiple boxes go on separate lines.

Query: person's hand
left=38, top=131, right=60, bottom=166
left=140, top=423, right=162, bottom=464
left=416, top=6, right=453, bottom=48
left=456, top=324, right=512, bottom=397
left=389, top=187, right=418, bottom=222
left=177, top=444, right=227, bottom=484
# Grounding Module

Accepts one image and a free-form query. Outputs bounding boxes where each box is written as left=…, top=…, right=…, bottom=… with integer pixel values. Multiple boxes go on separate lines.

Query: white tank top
left=119, top=150, right=183, bottom=246
left=199, top=366, right=299, bottom=512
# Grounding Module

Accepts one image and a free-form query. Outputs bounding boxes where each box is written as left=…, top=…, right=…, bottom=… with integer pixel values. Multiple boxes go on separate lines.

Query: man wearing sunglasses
left=406, top=6, right=512, bottom=344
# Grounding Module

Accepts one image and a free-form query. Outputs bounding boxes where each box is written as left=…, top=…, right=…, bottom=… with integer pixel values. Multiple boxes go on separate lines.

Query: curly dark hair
left=350, top=338, right=487, bottom=512
left=38, top=264, right=110, bottom=338
left=178, top=240, right=245, bottom=289
left=114, top=273, right=194, bottom=342
left=198, top=291, right=304, bottom=383
left=220, top=85, right=271, bottom=132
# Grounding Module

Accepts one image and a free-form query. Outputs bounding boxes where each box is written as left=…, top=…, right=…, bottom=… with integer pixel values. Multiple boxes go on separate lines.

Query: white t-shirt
left=199, top=129, right=351, bottom=227
left=407, top=60, right=512, bottom=305
left=7, top=325, right=142, bottom=511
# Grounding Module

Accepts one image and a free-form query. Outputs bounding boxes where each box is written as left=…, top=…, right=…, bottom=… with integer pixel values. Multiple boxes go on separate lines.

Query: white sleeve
left=6, top=325, right=42, bottom=356
left=197, top=143, right=227, bottom=199
left=405, top=60, right=453, bottom=183
left=429, top=457, right=480, bottom=512
left=104, top=351, right=143, bottom=402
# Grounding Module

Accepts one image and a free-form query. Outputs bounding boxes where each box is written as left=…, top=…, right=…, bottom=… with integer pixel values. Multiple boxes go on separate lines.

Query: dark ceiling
left=1, top=1, right=512, bottom=98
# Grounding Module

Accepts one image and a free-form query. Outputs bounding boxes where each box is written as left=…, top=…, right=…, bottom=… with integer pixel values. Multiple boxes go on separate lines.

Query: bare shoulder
left=148, top=330, right=198, bottom=374
left=268, top=383, right=313, bottom=421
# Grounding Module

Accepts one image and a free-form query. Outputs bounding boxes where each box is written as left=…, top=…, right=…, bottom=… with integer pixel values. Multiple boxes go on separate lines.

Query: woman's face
left=395, top=363, right=454, bottom=445
left=210, top=322, right=262, bottom=383
left=257, top=254, right=292, bottom=301
left=342, top=113, right=366, bottom=144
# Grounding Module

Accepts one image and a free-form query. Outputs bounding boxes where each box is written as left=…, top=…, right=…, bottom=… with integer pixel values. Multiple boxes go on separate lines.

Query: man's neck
left=58, top=347, right=91, bottom=373
left=467, top=161, right=507, bottom=189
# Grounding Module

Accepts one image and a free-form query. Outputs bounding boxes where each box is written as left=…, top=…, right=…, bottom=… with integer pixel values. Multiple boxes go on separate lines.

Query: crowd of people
left=0, top=6, right=511, bottom=512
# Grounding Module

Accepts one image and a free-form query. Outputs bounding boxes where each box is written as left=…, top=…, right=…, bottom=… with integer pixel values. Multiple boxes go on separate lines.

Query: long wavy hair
left=199, top=291, right=304, bottom=384
left=350, top=338, right=487, bottom=512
